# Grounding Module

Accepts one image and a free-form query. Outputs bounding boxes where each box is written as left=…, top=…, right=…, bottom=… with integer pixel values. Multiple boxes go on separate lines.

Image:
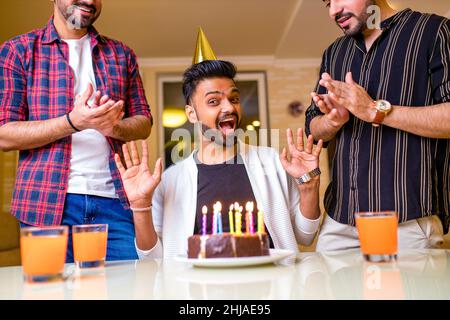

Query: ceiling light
left=163, top=108, right=187, bottom=128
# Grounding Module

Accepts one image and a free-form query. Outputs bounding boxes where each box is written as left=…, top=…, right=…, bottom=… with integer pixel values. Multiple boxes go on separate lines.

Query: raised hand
left=280, top=128, right=323, bottom=180
left=114, top=140, right=162, bottom=208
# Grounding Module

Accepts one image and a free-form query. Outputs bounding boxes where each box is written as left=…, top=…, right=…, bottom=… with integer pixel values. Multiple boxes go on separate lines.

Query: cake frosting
left=188, top=232, right=270, bottom=259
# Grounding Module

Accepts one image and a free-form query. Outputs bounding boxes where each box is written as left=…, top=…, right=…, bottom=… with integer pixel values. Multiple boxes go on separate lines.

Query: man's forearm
left=0, top=116, right=74, bottom=151
left=133, top=209, right=158, bottom=251
left=383, top=103, right=450, bottom=139
left=109, top=115, right=152, bottom=142
left=309, top=115, right=342, bottom=142
left=298, top=179, right=321, bottom=220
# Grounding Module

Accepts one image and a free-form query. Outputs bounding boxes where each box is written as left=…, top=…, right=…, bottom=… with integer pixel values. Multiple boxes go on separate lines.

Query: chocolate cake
left=188, top=233, right=270, bottom=259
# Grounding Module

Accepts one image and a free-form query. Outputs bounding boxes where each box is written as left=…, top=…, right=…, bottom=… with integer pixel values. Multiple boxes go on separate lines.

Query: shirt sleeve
left=305, top=50, right=328, bottom=139
left=135, top=237, right=163, bottom=260
left=430, top=19, right=450, bottom=103
left=0, top=42, right=28, bottom=127
left=287, top=174, right=322, bottom=247
left=125, top=48, right=152, bottom=123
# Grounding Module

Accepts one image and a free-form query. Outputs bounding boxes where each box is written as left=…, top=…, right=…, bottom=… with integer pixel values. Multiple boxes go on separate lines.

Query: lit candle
left=202, top=205, right=208, bottom=235
left=246, top=201, right=255, bottom=234
left=257, top=204, right=264, bottom=234
left=235, top=204, right=242, bottom=235
left=212, top=203, right=217, bottom=235
left=217, top=201, right=223, bottom=234
left=228, top=204, right=235, bottom=234
left=245, top=202, right=253, bottom=234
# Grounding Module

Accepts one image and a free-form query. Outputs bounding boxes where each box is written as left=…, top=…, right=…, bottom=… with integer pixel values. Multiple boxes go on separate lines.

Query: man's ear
left=185, top=104, right=198, bottom=124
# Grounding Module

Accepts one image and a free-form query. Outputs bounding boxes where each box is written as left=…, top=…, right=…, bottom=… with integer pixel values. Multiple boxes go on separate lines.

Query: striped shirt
left=305, top=9, right=450, bottom=233
left=0, top=18, right=151, bottom=226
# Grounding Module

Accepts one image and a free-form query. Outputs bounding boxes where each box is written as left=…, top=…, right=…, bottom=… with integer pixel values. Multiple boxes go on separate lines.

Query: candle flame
left=229, top=204, right=234, bottom=211
left=216, top=201, right=222, bottom=212
left=245, top=201, right=254, bottom=212
left=202, top=205, right=207, bottom=215
left=239, top=206, right=243, bottom=212
left=234, top=202, right=240, bottom=210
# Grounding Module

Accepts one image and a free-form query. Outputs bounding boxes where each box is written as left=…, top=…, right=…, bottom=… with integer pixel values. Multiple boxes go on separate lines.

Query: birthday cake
left=187, top=233, right=270, bottom=259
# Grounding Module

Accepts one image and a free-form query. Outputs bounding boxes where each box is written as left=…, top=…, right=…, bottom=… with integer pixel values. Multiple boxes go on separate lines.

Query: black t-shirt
left=194, top=153, right=274, bottom=247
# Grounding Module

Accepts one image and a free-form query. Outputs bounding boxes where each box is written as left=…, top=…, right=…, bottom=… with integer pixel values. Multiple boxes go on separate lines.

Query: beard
left=56, top=1, right=101, bottom=29
left=336, top=0, right=375, bottom=36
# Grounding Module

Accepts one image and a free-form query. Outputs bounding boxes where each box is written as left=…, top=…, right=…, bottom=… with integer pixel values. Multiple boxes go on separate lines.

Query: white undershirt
left=64, top=34, right=117, bottom=198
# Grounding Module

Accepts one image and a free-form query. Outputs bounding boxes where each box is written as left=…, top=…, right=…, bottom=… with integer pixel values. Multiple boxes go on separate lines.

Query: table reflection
left=167, top=263, right=296, bottom=299
left=295, top=249, right=448, bottom=300
left=4, top=249, right=449, bottom=300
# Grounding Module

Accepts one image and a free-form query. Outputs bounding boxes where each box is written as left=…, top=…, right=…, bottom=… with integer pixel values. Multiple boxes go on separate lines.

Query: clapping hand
left=319, top=72, right=375, bottom=123
left=70, top=83, right=124, bottom=137
left=114, top=140, right=162, bottom=208
left=280, top=128, right=323, bottom=181
left=311, top=73, right=350, bottom=128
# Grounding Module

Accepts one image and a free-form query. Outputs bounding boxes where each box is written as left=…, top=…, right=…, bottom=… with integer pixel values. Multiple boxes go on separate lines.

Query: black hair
left=182, top=60, right=237, bottom=105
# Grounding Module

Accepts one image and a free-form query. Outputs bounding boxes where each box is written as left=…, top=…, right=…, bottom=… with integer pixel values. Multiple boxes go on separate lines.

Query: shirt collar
left=351, top=8, right=411, bottom=51
left=380, top=8, right=411, bottom=31
left=42, top=17, right=106, bottom=45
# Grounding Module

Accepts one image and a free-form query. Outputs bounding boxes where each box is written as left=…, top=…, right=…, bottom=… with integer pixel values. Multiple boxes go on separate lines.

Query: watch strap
left=372, top=109, right=385, bottom=127
left=295, top=168, right=321, bottom=185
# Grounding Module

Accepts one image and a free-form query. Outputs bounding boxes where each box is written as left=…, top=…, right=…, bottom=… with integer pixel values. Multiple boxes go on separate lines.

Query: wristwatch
left=372, top=100, right=392, bottom=127
left=295, top=168, right=321, bottom=185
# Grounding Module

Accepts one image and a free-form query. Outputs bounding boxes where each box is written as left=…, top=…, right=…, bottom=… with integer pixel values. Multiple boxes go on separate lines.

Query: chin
left=214, top=134, right=238, bottom=147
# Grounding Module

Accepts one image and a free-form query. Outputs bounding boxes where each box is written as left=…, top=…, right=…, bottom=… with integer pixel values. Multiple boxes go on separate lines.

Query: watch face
left=377, top=100, right=391, bottom=111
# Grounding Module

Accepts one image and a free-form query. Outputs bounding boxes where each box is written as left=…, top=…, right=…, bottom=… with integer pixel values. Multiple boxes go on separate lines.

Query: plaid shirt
left=0, top=18, right=152, bottom=226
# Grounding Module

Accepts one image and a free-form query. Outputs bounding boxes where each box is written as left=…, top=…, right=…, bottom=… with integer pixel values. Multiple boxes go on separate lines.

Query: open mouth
left=217, top=116, right=237, bottom=136
left=74, top=4, right=95, bottom=15
left=337, top=15, right=352, bottom=28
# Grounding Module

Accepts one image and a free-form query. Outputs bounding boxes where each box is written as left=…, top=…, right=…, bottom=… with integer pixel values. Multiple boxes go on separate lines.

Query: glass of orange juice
left=20, top=226, right=68, bottom=283
left=355, top=211, right=398, bottom=262
left=72, top=224, right=108, bottom=269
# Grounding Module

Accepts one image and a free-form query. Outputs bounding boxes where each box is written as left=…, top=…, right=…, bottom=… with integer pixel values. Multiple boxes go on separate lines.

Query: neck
left=53, top=10, right=88, bottom=39
left=362, top=2, right=397, bottom=48
left=197, top=139, right=237, bottom=165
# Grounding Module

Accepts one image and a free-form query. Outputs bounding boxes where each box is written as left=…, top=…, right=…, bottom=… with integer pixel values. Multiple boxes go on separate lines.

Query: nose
left=329, top=1, right=344, bottom=19
left=221, top=98, right=237, bottom=113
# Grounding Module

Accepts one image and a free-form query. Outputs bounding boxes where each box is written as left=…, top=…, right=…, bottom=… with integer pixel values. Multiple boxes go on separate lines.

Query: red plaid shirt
left=0, top=18, right=152, bottom=226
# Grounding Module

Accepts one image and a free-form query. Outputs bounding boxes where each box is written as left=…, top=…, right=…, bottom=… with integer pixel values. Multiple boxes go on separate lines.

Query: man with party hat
left=115, top=29, right=324, bottom=261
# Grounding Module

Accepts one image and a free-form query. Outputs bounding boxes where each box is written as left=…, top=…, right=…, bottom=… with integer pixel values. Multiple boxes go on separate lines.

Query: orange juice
left=355, top=212, right=398, bottom=255
left=73, top=231, right=108, bottom=262
left=20, top=226, right=68, bottom=282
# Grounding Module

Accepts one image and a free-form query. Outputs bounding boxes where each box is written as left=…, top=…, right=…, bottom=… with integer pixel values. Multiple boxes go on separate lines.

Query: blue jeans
left=21, top=194, right=138, bottom=263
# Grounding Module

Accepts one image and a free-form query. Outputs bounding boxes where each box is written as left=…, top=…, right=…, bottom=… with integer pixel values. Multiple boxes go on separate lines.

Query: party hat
left=192, top=27, right=217, bottom=64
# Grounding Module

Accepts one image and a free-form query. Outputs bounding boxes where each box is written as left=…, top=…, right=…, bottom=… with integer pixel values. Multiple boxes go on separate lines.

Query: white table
left=0, top=249, right=449, bottom=300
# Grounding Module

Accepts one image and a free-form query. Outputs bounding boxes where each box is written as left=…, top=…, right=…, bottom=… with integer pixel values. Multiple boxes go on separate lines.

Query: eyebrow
left=205, top=87, right=240, bottom=97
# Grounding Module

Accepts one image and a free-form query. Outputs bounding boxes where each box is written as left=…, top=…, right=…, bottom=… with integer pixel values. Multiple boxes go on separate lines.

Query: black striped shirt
left=305, top=9, right=450, bottom=233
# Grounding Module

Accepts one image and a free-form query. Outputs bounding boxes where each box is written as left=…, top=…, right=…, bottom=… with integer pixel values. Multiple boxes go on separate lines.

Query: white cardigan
left=137, top=144, right=321, bottom=260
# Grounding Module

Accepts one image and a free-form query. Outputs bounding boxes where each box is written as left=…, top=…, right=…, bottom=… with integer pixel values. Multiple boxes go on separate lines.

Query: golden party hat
left=192, top=27, right=217, bottom=64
